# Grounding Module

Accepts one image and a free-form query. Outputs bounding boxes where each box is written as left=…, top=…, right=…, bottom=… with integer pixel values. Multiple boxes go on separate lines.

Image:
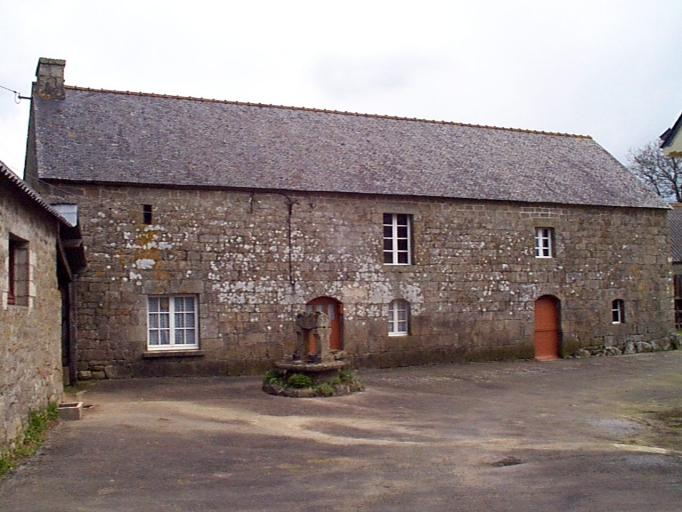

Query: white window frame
left=612, top=299, right=625, bottom=324
left=534, top=227, right=554, bottom=258
left=388, top=299, right=410, bottom=336
left=147, top=295, right=199, bottom=351
left=383, top=213, right=412, bottom=265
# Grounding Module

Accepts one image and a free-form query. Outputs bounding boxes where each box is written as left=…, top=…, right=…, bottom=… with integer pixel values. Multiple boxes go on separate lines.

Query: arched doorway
left=306, top=297, right=343, bottom=350
left=534, top=295, right=561, bottom=360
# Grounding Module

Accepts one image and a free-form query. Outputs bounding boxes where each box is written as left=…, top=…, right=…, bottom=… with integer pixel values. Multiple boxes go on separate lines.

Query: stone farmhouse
left=24, top=58, right=675, bottom=379
left=1, top=159, right=85, bottom=450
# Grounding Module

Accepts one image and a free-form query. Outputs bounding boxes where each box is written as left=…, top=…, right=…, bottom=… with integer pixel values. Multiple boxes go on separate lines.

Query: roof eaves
left=0, top=160, right=73, bottom=227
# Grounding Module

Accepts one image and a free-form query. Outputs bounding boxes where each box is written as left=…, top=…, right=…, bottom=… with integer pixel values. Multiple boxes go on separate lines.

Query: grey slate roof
left=32, top=86, right=668, bottom=209
left=1, top=158, right=72, bottom=226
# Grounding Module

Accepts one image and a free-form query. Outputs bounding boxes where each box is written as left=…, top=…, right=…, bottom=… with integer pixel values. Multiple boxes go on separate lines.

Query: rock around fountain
left=262, top=310, right=363, bottom=397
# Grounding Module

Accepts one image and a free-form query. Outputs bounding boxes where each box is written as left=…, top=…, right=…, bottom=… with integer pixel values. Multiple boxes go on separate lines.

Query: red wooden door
left=534, top=296, right=560, bottom=360
left=306, top=297, right=343, bottom=350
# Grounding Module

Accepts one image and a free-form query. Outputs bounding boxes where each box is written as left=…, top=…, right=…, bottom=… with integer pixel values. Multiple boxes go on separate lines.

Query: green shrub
left=338, top=369, right=355, bottom=383
left=263, top=369, right=285, bottom=386
left=316, top=383, right=334, bottom=397
left=287, top=373, right=314, bottom=389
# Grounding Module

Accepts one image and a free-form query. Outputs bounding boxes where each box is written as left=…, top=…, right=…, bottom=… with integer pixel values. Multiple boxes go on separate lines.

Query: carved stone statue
left=292, top=310, right=332, bottom=363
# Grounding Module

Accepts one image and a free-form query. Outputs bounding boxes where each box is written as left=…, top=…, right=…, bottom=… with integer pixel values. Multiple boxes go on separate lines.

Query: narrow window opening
left=612, top=299, right=625, bottom=324
left=7, top=235, right=29, bottom=306
left=143, top=204, right=153, bottom=225
left=8, top=239, right=16, bottom=305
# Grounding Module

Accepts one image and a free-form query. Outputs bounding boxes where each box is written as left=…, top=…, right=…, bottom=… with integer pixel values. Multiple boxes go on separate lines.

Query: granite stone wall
left=1, top=186, right=62, bottom=450
left=44, top=184, right=674, bottom=378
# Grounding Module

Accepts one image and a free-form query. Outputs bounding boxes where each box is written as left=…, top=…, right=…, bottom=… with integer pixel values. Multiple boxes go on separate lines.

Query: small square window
left=383, top=214, right=412, bottom=265
left=388, top=299, right=410, bottom=336
left=535, top=227, right=555, bottom=258
left=148, top=295, right=199, bottom=350
left=612, top=299, right=625, bottom=324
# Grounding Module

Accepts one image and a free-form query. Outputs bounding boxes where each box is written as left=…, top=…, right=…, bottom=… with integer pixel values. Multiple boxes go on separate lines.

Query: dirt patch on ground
left=2, top=352, right=682, bottom=511
left=635, top=407, right=682, bottom=452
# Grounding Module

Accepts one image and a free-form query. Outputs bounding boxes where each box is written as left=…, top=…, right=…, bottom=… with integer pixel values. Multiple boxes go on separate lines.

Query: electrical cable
left=0, top=84, right=30, bottom=103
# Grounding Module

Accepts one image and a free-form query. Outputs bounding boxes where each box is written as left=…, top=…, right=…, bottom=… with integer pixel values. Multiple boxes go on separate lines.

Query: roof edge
left=38, top=176, right=670, bottom=210
left=0, top=161, right=73, bottom=226
left=661, top=111, right=682, bottom=148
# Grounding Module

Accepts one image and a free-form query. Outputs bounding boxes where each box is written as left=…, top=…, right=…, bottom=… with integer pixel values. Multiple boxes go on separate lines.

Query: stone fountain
left=263, top=310, right=362, bottom=397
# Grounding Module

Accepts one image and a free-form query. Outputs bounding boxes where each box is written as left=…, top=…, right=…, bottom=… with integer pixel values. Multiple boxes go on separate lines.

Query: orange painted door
left=534, top=296, right=560, bottom=360
left=306, top=297, right=343, bottom=350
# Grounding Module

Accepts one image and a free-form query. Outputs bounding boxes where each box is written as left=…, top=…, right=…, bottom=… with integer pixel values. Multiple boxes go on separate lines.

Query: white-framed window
left=534, top=227, right=555, bottom=258
left=147, top=296, right=198, bottom=350
left=612, top=299, right=625, bottom=324
left=383, top=213, right=412, bottom=265
left=388, top=299, right=410, bottom=336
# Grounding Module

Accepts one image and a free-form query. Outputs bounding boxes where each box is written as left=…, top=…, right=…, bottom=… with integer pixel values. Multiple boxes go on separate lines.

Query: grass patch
left=0, top=403, right=59, bottom=478
left=653, top=408, right=682, bottom=430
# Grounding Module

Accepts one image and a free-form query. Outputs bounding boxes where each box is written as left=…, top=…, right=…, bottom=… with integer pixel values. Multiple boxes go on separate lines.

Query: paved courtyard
left=2, top=351, right=682, bottom=511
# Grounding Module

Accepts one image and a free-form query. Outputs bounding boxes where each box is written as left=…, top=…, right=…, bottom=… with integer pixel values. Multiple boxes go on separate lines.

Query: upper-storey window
left=383, top=214, right=412, bottom=265
left=534, top=227, right=555, bottom=258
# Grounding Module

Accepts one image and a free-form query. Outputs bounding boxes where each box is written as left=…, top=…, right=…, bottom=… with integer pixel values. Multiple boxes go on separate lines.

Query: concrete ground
left=2, top=351, right=682, bottom=512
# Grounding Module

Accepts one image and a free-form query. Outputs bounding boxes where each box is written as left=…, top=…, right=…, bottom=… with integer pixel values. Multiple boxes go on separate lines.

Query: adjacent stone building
left=25, top=58, right=675, bottom=379
left=1, top=160, right=84, bottom=450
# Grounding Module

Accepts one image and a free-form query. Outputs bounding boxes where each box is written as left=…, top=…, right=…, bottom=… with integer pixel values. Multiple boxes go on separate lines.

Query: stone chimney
left=35, top=58, right=66, bottom=100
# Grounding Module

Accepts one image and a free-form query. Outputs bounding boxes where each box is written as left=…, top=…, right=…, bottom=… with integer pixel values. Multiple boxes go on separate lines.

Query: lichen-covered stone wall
left=0, top=186, right=62, bottom=450
left=48, top=184, right=673, bottom=378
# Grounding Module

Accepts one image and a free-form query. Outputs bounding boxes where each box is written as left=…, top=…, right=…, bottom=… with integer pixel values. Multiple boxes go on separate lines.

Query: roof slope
left=32, top=87, right=667, bottom=209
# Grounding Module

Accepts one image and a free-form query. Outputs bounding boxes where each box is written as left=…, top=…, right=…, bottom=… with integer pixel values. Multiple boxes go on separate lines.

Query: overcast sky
left=0, top=0, right=680, bottom=177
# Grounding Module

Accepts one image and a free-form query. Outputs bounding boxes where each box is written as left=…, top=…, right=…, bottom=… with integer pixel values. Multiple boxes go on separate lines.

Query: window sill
left=383, top=264, right=415, bottom=272
left=143, top=350, right=205, bottom=359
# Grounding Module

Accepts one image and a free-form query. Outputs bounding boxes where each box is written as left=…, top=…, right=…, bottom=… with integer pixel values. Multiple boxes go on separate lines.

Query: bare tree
left=628, top=141, right=682, bottom=202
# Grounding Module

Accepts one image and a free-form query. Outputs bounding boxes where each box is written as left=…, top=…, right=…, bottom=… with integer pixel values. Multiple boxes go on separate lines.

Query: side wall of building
left=45, top=184, right=673, bottom=378
left=0, top=184, right=62, bottom=450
